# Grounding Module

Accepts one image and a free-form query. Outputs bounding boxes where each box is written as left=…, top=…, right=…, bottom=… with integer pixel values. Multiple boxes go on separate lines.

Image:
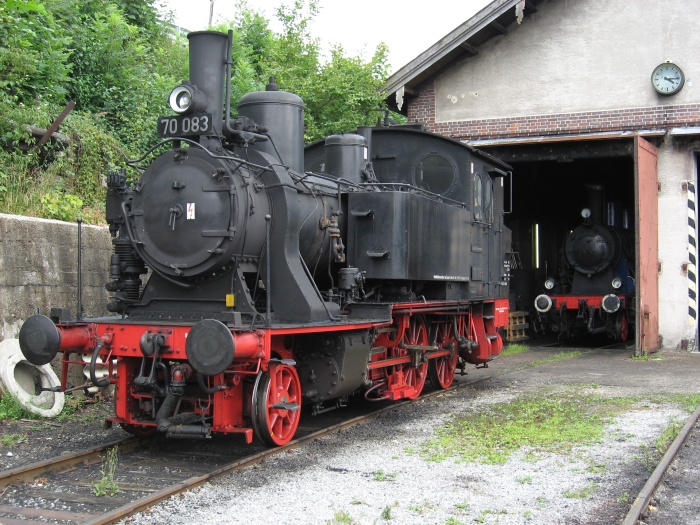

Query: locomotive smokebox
left=238, top=80, right=305, bottom=173
left=187, top=31, right=229, bottom=137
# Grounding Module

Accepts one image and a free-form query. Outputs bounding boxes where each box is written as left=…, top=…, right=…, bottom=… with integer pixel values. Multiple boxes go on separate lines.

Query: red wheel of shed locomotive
left=253, top=362, right=302, bottom=446
left=615, top=310, right=629, bottom=342
left=428, top=320, right=458, bottom=390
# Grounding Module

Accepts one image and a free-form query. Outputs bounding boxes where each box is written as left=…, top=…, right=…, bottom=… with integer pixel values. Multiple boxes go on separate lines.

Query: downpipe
left=155, top=367, right=211, bottom=438
left=89, top=340, right=110, bottom=387
left=585, top=307, right=607, bottom=334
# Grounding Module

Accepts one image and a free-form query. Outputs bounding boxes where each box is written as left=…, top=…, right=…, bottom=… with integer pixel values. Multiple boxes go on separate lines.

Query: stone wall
left=0, top=213, right=112, bottom=342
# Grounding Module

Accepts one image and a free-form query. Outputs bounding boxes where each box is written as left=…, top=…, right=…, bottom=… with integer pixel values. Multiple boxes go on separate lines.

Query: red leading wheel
left=253, top=362, right=302, bottom=446
left=429, top=321, right=458, bottom=390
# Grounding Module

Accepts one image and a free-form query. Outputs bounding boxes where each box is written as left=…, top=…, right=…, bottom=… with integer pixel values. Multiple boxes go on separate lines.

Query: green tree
left=0, top=0, right=71, bottom=105
left=229, top=0, right=391, bottom=142
left=0, top=0, right=393, bottom=221
left=0, top=0, right=187, bottom=221
left=212, top=1, right=275, bottom=101
left=62, top=1, right=187, bottom=149
left=303, top=43, right=390, bottom=141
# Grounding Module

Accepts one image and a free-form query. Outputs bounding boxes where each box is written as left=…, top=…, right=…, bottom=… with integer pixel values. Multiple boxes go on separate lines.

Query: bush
left=0, top=101, right=130, bottom=223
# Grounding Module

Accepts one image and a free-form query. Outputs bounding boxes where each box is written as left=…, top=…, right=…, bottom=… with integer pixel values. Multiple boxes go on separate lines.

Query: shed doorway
left=479, top=136, right=659, bottom=353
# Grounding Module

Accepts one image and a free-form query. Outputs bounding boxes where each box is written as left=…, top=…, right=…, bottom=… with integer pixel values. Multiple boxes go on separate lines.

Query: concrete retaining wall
left=0, top=213, right=112, bottom=342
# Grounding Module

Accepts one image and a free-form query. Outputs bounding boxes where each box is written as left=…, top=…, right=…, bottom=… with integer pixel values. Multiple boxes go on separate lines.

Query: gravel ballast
left=113, top=346, right=700, bottom=525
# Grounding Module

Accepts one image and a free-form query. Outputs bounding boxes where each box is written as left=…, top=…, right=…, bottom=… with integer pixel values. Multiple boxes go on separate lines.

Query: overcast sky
left=158, top=0, right=491, bottom=74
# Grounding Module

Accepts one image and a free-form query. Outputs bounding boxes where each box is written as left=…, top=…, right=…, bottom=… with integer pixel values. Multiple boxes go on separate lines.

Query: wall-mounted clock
left=651, top=62, right=685, bottom=95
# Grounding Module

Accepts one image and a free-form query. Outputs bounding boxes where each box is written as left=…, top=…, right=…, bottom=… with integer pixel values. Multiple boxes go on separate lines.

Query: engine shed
left=384, top=0, right=700, bottom=353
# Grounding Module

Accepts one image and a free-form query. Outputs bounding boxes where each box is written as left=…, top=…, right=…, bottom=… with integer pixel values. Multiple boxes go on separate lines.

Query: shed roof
left=384, top=0, right=545, bottom=114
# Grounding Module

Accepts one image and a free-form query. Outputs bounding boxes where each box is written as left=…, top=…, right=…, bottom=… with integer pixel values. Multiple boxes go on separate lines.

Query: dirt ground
left=0, top=397, right=128, bottom=472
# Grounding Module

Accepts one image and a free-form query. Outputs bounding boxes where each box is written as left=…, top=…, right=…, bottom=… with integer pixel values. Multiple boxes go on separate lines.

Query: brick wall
left=407, top=79, right=700, bottom=140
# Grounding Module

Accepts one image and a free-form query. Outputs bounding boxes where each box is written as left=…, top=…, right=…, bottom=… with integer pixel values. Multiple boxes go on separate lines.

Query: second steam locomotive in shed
left=533, top=184, right=635, bottom=342
left=19, top=31, right=513, bottom=445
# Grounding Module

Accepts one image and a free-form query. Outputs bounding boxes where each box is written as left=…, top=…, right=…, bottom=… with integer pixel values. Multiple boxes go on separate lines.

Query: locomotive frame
left=18, top=31, right=513, bottom=446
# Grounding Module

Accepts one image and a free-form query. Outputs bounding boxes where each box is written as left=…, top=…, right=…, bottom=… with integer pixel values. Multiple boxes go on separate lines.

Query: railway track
left=0, top=369, right=490, bottom=525
left=0, top=343, right=686, bottom=525
left=536, top=339, right=700, bottom=525
left=4, top=337, right=558, bottom=525
left=622, top=404, right=700, bottom=525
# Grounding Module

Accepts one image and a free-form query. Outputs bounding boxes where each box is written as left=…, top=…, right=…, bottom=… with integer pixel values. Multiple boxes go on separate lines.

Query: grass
left=659, top=393, right=700, bottom=413
left=408, top=500, right=436, bottom=514
left=381, top=505, right=392, bottom=520
left=501, top=343, right=529, bottom=356
left=1, top=433, right=28, bottom=447
left=0, top=391, right=111, bottom=423
left=417, top=389, right=637, bottom=464
left=636, top=416, right=686, bottom=471
left=631, top=353, right=663, bottom=361
left=618, top=492, right=630, bottom=504
left=0, top=392, right=41, bottom=421
left=529, top=350, right=585, bottom=367
left=415, top=388, right=700, bottom=471
left=1, top=390, right=112, bottom=425
left=655, top=417, right=684, bottom=452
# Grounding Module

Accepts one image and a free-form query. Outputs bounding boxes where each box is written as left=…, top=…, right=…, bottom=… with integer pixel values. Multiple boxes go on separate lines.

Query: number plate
left=157, top=113, right=213, bottom=137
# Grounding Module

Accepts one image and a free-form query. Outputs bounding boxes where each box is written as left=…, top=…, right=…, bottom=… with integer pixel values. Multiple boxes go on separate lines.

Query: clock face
left=652, top=63, right=685, bottom=95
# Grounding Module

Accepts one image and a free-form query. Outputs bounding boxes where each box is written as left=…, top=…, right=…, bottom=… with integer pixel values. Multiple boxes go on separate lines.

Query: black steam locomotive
left=533, top=184, right=635, bottom=342
left=19, top=31, right=512, bottom=445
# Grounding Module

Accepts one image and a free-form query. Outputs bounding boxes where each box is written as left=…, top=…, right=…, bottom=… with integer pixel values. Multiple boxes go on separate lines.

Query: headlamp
left=169, top=85, right=194, bottom=114
left=534, top=294, right=553, bottom=313
left=168, top=84, right=206, bottom=114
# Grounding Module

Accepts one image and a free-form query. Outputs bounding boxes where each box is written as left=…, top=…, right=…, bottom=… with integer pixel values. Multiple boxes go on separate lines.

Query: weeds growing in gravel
left=371, top=469, right=396, bottom=481
left=381, top=505, right=392, bottom=520
left=54, top=396, right=85, bottom=422
left=0, top=390, right=111, bottom=423
left=529, top=350, right=585, bottom=366
left=328, top=510, right=356, bottom=524
left=636, top=416, right=685, bottom=471
left=418, top=388, right=699, bottom=471
left=657, top=393, right=700, bottom=413
left=93, top=446, right=120, bottom=497
left=564, top=481, right=599, bottom=499
left=655, top=417, right=684, bottom=452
